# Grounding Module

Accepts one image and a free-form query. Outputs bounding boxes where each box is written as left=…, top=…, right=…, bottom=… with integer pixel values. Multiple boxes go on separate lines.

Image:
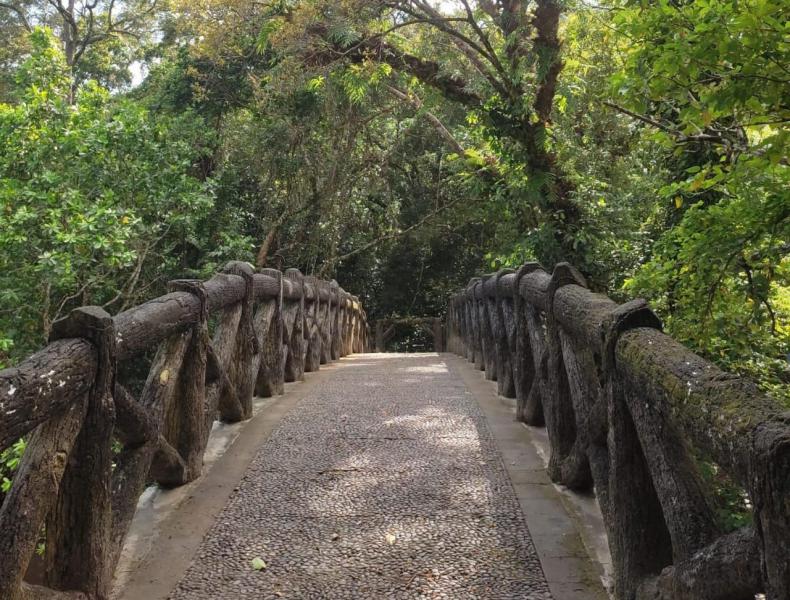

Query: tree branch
left=0, top=2, right=32, bottom=31
left=386, top=84, right=466, bottom=156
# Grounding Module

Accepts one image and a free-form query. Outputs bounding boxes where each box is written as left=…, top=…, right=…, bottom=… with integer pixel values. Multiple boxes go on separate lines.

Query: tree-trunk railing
left=373, top=317, right=444, bottom=352
left=446, top=263, right=789, bottom=600
left=0, top=262, right=368, bottom=600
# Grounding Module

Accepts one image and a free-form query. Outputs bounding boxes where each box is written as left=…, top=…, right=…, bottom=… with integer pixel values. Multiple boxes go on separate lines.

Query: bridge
left=0, top=261, right=787, bottom=600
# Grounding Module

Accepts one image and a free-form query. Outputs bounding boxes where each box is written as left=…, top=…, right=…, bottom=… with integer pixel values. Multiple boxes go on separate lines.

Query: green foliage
left=698, top=459, right=753, bottom=532
left=0, top=29, right=215, bottom=359
left=1, top=438, right=26, bottom=494
left=605, top=0, right=790, bottom=401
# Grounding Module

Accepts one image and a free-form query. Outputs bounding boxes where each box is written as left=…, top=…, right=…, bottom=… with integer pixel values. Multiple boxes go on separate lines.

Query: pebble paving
left=171, top=353, right=553, bottom=599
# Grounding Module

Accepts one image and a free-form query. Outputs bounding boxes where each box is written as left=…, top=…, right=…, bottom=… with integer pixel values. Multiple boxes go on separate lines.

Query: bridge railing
left=373, top=317, right=444, bottom=352
left=0, top=262, right=368, bottom=600
left=447, top=263, right=789, bottom=600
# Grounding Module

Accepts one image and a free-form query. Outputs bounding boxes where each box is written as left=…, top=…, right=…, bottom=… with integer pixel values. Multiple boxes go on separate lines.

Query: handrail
left=0, top=261, right=368, bottom=600
left=446, top=262, right=789, bottom=600
left=372, top=316, right=445, bottom=352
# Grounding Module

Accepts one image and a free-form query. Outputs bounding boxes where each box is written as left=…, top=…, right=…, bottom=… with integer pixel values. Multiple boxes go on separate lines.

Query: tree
left=0, top=29, right=215, bottom=358
left=0, top=0, right=163, bottom=97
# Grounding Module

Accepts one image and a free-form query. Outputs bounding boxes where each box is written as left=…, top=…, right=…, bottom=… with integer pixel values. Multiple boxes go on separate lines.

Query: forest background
left=0, top=0, right=787, bottom=407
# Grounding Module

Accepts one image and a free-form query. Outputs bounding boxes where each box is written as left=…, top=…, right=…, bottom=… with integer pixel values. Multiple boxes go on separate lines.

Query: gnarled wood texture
left=0, top=262, right=366, bottom=600
left=447, top=261, right=789, bottom=600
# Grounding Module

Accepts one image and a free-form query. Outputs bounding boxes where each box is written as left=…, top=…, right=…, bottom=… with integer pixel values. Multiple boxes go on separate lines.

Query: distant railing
left=373, top=317, right=445, bottom=352
left=446, top=263, right=789, bottom=600
left=0, top=262, right=368, bottom=600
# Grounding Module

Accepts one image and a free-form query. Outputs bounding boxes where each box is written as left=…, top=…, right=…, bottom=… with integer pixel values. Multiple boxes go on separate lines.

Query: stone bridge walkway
left=121, top=354, right=607, bottom=599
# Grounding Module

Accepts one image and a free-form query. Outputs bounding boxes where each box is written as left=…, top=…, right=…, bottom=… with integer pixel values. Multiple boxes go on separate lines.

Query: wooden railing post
left=751, top=421, right=790, bottom=599
left=0, top=385, right=87, bottom=600
left=304, top=276, right=322, bottom=373
left=542, top=264, right=592, bottom=489
left=468, top=278, right=484, bottom=370
left=478, top=275, right=497, bottom=380
left=329, top=282, right=342, bottom=360
left=318, top=280, right=332, bottom=364
left=432, top=317, right=444, bottom=352
left=255, top=268, right=284, bottom=397
left=46, top=307, right=116, bottom=599
left=220, top=261, right=259, bottom=421
left=284, top=269, right=306, bottom=382
left=513, top=263, right=548, bottom=425
left=491, top=269, right=515, bottom=397
left=159, top=279, right=210, bottom=482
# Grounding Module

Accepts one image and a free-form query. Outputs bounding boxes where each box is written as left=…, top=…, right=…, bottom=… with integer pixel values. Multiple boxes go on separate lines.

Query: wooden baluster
left=283, top=269, right=306, bottom=382
left=491, top=269, right=515, bottom=397
left=338, top=294, right=350, bottom=358
left=318, top=281, right=332, bottom=364
left=468, top=279, right=484, bottom=370
left=221, top=262, right=259, bottom=420
left=303, top=276, right=321, bottom=372
left=478, top=275, right=497, bottom=380
left=605, top=302, right=720, bottom=564
left=432, top=317, right=444, bottom=352
left=461, top=290, right=474, bottom=361
left=163, top=279, right=210, bottom=480
left=606, top=365, right=673, bottom=598
left=351, top=297, right=362, bottom=354
left=542, top=264, right=591, bottom=489
left=342, top=297, right=354, bottom=356
left=513, top=263, right=549, bottom=425
left=753, top=420, right=790, bottom=599
left=255, top=268, right=284, bottom=397
left=112, top=330, right=191, bottom=557
left=46, top=307, right=116, bottom=599
left=329, top=282, right=342, bottom=360
left=0, top=394, right=87, bottom=600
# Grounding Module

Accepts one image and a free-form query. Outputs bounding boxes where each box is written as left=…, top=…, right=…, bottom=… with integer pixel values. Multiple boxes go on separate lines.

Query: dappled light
left=172, top=354, right=550, bottom=598
left=0, top=0, right=786, bottom=598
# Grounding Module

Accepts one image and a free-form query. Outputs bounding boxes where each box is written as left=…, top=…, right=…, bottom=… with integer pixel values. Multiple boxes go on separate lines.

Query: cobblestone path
left=171, top=354, right=553, bottom=599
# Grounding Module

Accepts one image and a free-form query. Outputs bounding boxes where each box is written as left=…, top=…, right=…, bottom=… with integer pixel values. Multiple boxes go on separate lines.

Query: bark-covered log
left=0, top=398, right=86, bottom=600
left=255, top=269, right=284, bottom=397
left=557, top=330, right=600, bottom=491
left=513, top=264, right=545, bottom=424
left=553, top=284, right=618, bottom=354
left=519, top=268, right=551, bottom=311
left=0, top=339, right=96, bottom=448
left=491, top=270, right=515, bottom=396
left=111, top=329, right=192, bottom=568
left=114, top=273, right=244, bottom=359
left=164, top=280, right=210, bottom=481
left=615, top=327, right=784, bottom=489
left=468, top=279, right=483, bottom=368
left=146, top=331, right=191, bottom=486
left=752, top=416, right=790, bottom=599
left=221, top=262, right=259, bottom=421
left=477, top=276, right=497, bottom=379
left=113, top=384, right=157, bottom=448
left=304, top=276, right=322, bottom=372
left=330, top=285, right=344, bottom=360
left=283, top=269, right=306, bottom=381
left=607, top=372, right=673, bottom=599
left=543, top=264, right=591, bottom=489
left=0, top=269, right=341, bottom=450
left=46, top=308, right=116, bottom=599
left=619, top=365, right=720, bottom=561
left=318, top=281, right=333, bottom=364
left=635, top=527, right=761, bottom=600
left=210, top=303, right=244, bottom=422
